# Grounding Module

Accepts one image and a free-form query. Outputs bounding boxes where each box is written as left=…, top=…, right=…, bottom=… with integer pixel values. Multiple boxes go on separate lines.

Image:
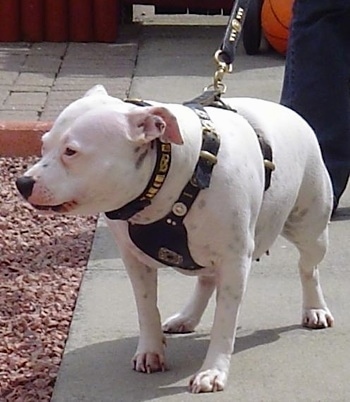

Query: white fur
left=18, top=85, right=334, bottom=393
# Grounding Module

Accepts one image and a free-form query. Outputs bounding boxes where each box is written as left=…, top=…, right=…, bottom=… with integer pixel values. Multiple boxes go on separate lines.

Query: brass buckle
left=200, top=150, right=218, bottom=165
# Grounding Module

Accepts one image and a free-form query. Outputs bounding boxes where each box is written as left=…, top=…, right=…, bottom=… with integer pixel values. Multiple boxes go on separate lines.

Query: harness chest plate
left=128, top=217, right=202, bottom=269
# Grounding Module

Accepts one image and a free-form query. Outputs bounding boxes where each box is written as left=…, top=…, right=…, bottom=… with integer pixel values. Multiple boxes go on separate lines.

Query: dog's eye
left=64, top=147, right=77, bottom=157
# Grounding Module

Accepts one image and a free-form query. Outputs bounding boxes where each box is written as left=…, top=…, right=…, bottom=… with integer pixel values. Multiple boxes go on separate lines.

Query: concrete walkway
left=2, top=16, right=350, bottom=402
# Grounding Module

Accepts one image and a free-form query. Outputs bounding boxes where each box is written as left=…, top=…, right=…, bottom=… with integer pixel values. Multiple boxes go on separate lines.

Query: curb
left=0, top=121, right=52, bottom=157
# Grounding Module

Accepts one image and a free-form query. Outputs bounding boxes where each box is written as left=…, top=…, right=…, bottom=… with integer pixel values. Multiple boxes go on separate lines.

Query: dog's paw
left=132, top=351, right=166, bottom=373
left=302, top=308, right=334, bottom=329
left=189, top=369, right=227, bottom=393
left=162, top=313, right=197, bottom=333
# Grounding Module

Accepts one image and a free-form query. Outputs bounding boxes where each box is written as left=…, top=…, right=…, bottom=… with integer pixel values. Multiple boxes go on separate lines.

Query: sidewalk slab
left=131, top=26, right=284, bottom=103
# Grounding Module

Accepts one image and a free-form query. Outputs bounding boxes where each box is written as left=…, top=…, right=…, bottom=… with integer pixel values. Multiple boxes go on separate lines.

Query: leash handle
left=220, top=0, right=251, bottom=64
left=212, top=0, right=251, bottom=93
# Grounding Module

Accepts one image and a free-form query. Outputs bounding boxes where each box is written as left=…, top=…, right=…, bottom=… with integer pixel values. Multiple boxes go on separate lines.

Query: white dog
left=16, top=85, right=334, bottom=393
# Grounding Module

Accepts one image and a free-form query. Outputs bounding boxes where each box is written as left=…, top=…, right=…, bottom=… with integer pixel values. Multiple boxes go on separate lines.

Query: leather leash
left=209, top=0, right=251, bottom=94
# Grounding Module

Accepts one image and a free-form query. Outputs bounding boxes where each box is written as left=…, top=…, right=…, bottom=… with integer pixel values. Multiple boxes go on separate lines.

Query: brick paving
left=0, top=28, right=139, bottom=122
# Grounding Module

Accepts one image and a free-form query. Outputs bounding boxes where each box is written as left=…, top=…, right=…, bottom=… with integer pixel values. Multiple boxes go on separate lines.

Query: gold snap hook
left=214, top=50, right=233, bottom=74
left=212, top=50, right=233, bottom=93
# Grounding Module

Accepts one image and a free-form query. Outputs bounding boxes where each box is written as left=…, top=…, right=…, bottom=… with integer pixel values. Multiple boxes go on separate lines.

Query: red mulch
left=0, top=156, right=97, bottom=401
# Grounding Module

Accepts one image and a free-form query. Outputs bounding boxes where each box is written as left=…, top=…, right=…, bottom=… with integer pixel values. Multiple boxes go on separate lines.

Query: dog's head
left=16, top=85, right=183, bottom=215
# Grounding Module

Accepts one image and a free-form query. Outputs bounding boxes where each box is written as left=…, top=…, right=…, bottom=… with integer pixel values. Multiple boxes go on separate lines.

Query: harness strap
left=184, top=103, right=221, bottom=189
left=159, top=103, right=221, bottom=227
left=258, top=135, right=274, bottom=191
left=185, top=91, right=274, bottom=191
left=105, top=139, right=171, bottom=220
left=184, top=88, right=236, bottom=111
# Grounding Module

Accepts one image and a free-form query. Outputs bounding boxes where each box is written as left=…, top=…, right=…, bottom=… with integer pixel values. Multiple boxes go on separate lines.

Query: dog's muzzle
left=16, top=176, right=35, bottom=199
left=16, top=176, right=74, bottom=213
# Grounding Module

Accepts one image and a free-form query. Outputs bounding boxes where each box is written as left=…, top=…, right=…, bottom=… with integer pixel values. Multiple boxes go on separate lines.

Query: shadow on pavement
left=56, top=324, right=302, bottom=401
left=331, top=206, right=350, bottom=222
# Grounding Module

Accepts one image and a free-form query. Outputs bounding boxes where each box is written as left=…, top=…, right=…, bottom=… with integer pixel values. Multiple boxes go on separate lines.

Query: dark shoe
left=328, top=169, right=349, bottom=217
left=331, top=196, right=339, bottom=217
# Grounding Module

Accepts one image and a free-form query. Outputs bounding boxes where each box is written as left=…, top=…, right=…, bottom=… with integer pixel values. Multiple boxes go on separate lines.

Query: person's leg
left=281, top=0, right=350, bottom=208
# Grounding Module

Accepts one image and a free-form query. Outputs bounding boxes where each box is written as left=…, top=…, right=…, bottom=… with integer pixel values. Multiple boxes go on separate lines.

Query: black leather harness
left=105, top=94, right=274, bottom=270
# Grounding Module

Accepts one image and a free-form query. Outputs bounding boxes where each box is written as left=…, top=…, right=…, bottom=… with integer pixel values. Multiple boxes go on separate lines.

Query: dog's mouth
left=31, top=200, right=77, bottom=213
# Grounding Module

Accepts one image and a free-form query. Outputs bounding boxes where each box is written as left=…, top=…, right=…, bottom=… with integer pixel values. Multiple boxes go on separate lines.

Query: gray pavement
left=2, top=13, right=350, bottom=402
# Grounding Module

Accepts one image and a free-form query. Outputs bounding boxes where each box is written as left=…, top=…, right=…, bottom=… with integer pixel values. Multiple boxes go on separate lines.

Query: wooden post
left=69, top=0, right=93, bottom=42
left=45, top=0, right=69, bottom=42
left=21, top=0, right=44, bottom=41
left=93, top=0, right=119, bottom=42
left=0, top=0, right=20, bottom=41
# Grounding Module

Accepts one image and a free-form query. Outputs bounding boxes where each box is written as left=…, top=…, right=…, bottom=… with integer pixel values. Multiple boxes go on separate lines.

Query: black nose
left=16, top=176, right=35, bottom=199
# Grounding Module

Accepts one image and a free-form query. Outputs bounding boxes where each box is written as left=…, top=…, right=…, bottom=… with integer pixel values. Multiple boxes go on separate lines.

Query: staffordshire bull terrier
left=16, top=85, right=334, bottom=393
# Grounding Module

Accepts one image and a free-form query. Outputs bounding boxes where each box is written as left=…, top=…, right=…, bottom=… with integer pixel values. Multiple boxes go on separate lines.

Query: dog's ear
left=84, top=85, right=109, bottom=97
left=126, top=106, right=184, bottom=145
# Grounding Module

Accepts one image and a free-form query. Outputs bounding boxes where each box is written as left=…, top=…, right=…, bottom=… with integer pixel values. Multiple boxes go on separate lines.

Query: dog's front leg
left=190, top=255, right=252, bottom=393
left=120, top=249, right=166, bottom=373
left=162, top=275, right=216, bottom=333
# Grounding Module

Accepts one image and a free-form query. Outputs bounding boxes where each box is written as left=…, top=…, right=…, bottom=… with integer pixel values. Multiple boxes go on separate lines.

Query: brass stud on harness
left=172, top=202, right=188, bottom=217
left=264, top=160, right=276, bottom=171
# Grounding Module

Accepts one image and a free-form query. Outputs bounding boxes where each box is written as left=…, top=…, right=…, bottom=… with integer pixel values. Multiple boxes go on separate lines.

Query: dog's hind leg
left=162, top=275, right=216, bottom=333
left=297, top=233, right=334, bottom=328
left=282, top=214, right=334, bottom=329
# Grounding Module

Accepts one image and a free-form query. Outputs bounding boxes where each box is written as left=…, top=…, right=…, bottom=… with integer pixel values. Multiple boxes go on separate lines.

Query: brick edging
left=0, top=121, right=53, bottom=157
